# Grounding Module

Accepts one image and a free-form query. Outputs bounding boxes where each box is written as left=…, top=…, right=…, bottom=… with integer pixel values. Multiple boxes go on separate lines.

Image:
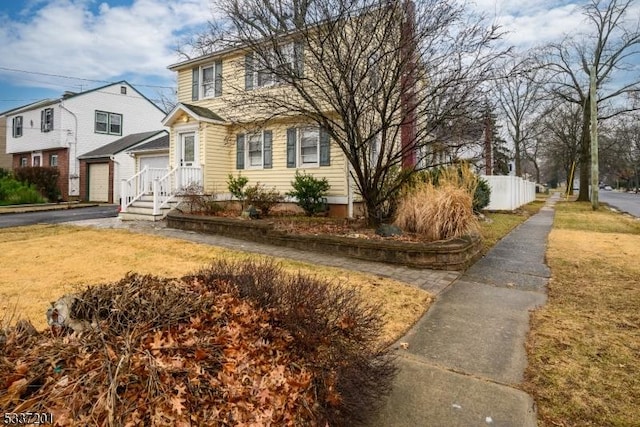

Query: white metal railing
left=121, top=166, right=202, bottom=215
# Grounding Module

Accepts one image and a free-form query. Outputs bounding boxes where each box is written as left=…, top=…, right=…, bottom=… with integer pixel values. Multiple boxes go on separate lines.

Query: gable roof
left=0, top=81, right=166, bottom=117
left=78, top=130, right=167, bottom=159
left=162, top=102, right=226, bottom=126
left=127, top=134, right=169, bottom=154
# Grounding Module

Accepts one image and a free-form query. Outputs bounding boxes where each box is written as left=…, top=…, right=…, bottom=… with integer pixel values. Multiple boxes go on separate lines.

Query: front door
left=180, top=133, right=197, bottom=167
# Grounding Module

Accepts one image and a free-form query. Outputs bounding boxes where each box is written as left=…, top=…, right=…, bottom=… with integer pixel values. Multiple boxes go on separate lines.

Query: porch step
left=119, top=199, right=179, bottom=221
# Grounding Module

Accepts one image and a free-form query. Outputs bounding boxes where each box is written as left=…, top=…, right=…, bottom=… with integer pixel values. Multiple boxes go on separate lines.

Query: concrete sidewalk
left=370, top=193, right=560, bottom=426
left=66, top=194, right=560, bottom=426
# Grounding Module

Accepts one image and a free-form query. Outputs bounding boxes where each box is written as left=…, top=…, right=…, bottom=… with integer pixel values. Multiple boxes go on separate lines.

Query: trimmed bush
left=0, top=261, right=395, bottom=426
left=13, top=167, right=60, bottom=201
left=245, top=182, right=283, bottom=216
left=287, top=171, right=330, bottom=216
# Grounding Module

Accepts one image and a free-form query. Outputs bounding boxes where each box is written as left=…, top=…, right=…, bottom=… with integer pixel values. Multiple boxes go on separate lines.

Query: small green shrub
left=245, top=183, right=283, bottom=216
left=227, top=174, right=249, bottom=208
left=0, top=168, right=10, bottom=179
left=474, top=177, right=491, bottom=212
left=0, top=176, right=45, bottom=205
left=287, top=172, right=330, bottom=216
left=13, top=167, right=60, bottom=201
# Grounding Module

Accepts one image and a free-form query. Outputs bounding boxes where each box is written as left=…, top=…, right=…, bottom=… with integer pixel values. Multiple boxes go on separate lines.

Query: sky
left=0, top=0, right=633, bottom=114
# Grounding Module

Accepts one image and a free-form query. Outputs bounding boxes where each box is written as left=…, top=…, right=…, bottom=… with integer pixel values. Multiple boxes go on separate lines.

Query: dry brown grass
left=524, top=202, right=640, bottom=426
left=0, top=224, right=430, bottom=344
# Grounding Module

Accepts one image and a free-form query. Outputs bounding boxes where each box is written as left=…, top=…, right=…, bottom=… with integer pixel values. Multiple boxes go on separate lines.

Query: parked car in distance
left=603, top=185, right=613, bottom=191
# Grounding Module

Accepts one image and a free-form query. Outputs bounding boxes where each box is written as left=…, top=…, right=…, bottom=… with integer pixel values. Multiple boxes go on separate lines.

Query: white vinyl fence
left=480, top=175, right=536, bottom=211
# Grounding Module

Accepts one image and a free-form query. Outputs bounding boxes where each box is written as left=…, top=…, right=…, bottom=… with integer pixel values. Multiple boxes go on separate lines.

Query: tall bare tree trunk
left=577, top=98, right=591, bottom=201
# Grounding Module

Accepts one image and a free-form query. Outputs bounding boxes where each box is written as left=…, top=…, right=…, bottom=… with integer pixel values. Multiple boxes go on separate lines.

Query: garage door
left=88, top=163, right=109, bottom=202
left=140, top=155, right=169, bottom=170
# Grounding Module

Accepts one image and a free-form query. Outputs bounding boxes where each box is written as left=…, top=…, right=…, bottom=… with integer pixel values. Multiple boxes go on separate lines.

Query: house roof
left=78, top=130, right=167, bottom=159
left=0, top=81, right=166, bottom=117
left=127, top=134, right=169, bottom=154
left=161, top=103, right=226, bottom=126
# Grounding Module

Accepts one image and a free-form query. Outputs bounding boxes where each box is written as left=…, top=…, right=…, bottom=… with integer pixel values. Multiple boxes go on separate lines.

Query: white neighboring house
left=4, top=81, right=166, bottom=200
left=78, top=130, right=168, bottom=203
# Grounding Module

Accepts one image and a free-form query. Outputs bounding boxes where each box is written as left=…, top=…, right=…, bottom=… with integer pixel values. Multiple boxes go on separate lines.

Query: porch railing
left=121, top=166, right=202, bottom=216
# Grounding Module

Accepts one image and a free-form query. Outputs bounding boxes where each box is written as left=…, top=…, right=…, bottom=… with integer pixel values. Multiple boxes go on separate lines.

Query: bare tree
left=540, top=102, right=583, bottom=193
left=202, top=0, right=506, bottom=224
left=495, top=56, right=550, bottom=178
left=544, top=0, right=640, bottom=201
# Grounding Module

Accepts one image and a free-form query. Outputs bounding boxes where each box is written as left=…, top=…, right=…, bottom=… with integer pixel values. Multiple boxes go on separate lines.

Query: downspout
left=59, top=103, right=79, bottom=197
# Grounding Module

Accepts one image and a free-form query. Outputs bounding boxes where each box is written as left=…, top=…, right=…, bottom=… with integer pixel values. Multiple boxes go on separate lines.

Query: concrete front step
left=119, top=211, right=165, bottom=221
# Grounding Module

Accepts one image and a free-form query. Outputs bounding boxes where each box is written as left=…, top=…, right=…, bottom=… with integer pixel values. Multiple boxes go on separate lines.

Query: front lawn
left=524, top=202, right=640, bottom=426
left=0, top=224, right=430, bottom=344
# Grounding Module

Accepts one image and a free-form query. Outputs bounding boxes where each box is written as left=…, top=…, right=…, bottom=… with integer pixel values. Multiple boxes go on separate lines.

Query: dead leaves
left=0, top=275, right=317, bottom=426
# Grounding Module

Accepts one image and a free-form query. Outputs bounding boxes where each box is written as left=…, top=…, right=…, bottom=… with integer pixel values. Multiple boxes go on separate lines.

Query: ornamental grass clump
left=394, top=179, right=479, bottom=241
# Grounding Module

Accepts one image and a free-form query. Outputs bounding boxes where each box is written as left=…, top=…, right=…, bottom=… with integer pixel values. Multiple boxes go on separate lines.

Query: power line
left=0, top=66, right=175, bottom=90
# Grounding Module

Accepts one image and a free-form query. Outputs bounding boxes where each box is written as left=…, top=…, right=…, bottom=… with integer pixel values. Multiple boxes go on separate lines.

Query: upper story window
left=236, top=130, right=273, bottom=170
left=95, top=111, right=122, bottom=135
left=12, top=116, right=23, bottom=138
left=245, top=41, right=303, bottom=90
left=191, top=60, right=222, bottom=101
left=41, top=108, right=54, bottom=132
left=286, top=126, right=331, bottom=168
left=120, top=86, right=127, bottom=95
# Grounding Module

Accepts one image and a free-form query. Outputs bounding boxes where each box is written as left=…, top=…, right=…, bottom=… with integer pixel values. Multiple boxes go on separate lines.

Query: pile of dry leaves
left=1, top=260, right=395, bottom=426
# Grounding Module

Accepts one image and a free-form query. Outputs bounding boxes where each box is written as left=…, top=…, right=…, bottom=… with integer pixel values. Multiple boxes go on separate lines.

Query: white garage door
left=140, top=155, right=169, bottom=170
left=88, top=163, right=109, bottom=202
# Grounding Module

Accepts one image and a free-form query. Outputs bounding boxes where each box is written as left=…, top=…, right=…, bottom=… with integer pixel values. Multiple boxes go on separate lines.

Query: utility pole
left=590, top=64, right=599, bottom=210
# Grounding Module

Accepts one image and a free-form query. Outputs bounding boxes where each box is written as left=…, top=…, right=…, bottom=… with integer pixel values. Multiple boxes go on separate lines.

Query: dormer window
left=120, top=86, right=127, bottom=95
left=191, top=60, right=222, bottom=101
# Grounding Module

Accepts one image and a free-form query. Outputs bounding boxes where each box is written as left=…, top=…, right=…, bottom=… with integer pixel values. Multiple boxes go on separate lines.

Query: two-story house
left=5, top=82, right=165, bottom=201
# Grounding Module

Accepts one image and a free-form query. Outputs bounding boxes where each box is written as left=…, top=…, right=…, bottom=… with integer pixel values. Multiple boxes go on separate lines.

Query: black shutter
left=286, top=128, right=297, bottom=168
left=12, top=117, right=16, bottom=138
left=263, top=130, right=273, bottom=169
left=50, top=109, right=54, bottom=132
left=214, top=60, right=223, bottom=97
left=245, top=53, right=254, bottom=90
left=236, top=134, right=245, bottom=170
left=192, top=68, right=199, bottom=101
left=294, top=41, right=304, bottom=77
left=40, top=110, right=45, bottom=132
left=319, top=127, right=330, bottom=166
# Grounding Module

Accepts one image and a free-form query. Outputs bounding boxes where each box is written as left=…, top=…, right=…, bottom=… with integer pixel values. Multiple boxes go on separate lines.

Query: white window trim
left=13, top=116, right=23, bottom=138
left=246, top=131, right=264, bottom=169
left=42, top=108, right=54, bottom=132
left=20, top=157, right=28, bottom=167
left=199, top=63, right=217, bottom=99
left=297, top=126, right=320, bottom=168
left=253, top=42, right=295, bottom=89
left=50, top=154, right=58, bottom=167
left=95, top=110, right=122, bottom=135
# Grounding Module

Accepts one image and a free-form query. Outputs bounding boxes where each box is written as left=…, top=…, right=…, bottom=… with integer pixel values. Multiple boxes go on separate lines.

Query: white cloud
left=0, top=0, right=212, bottom=88
left=471, top=0, right=585, bottom=50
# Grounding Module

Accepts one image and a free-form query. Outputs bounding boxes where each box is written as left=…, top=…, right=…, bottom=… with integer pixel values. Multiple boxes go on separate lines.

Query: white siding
left=6, top=106, right=64, bottom=154
left=5, top=82, right=165, bottom=197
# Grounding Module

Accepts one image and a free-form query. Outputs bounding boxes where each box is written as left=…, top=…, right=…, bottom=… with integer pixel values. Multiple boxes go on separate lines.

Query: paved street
left=0, top=205, right=119, bottom=228
left=599, top=190, right=640, bottom=217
